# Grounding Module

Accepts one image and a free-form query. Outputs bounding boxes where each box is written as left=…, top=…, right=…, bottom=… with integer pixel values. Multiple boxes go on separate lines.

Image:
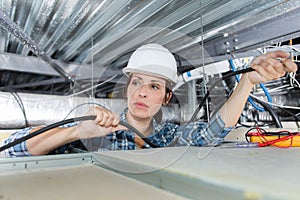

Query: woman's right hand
left=76, top=106, right=127, bottom=139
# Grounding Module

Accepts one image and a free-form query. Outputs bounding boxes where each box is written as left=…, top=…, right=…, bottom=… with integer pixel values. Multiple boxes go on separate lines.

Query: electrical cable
left=0, top=115, right=158, bottom=152
left=245, top=126, right=300, bottom=148
left=252, top=97, right=283, bottom=128
left=63, top=103, right=160, bottom=147
left=0, top=65, right=289, bottom=152
left=249, top=93, right=300, bottom=110
left=229, top=59, right=272, bottom=112
left=277, top=107, right=300, bottom=122
left=189, top=67, right=254, bottom=122
left=190, top=64, right=284, bottom=128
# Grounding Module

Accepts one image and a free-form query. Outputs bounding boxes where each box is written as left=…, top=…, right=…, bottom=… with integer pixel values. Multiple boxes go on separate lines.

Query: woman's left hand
left=247, top=50, right=297, bottom=85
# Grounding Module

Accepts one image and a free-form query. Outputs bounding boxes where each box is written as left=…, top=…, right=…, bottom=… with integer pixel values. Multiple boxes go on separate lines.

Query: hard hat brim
left=123, top=65, right=178, bottom=84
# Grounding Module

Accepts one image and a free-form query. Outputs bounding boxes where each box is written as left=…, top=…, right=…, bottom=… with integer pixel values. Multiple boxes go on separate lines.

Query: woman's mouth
left=134, top=102, right=148, bottom=108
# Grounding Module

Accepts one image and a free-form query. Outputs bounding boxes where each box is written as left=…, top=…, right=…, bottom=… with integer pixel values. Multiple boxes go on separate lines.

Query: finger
left=97, top=111, right=111, bottom=126
left=111, top=124, right=128, bottom=133
left=252, top=50, right=290, bottom=65
left=259, top=58, right=286, bottom=79
left=264, top=50, right=290, bottom=59
left=111, top=114, right=120, bottom=126
left=281, top=58, right=298, bottom=73
left=251, top=64, right=273, bottom=82
left=94, top=111, right=103, bottom=124
left=104, top=114, right=115, bottom=127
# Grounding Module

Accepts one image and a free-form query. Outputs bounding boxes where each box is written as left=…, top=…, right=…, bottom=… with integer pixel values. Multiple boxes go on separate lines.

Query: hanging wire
left=67, top=74, right=118, bottom=97
left=199, top=0, right=210, bottom=122
left=91, top=37, right=95, bottom=100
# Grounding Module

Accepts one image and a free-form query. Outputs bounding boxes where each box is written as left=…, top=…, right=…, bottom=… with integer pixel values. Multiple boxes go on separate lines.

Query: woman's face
left=127, top=73, right=167, bottom=120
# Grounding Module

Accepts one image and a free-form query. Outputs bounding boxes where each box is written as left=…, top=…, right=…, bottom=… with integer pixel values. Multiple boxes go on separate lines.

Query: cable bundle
left=246, top=126, right=300, bottom=148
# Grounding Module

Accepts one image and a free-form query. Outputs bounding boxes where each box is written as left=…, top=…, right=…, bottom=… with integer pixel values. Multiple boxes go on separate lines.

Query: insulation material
left=0, top=92, right=181, bottom=128
left=0, top=92, right=125, bottom=128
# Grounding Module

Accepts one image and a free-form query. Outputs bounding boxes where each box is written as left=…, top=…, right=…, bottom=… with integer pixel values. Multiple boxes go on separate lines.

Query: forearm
left=219, top=74, right=254, bottom=127
left=27, top=126, right=79, bottom=156
left=219, top=50, right=298, bottom=127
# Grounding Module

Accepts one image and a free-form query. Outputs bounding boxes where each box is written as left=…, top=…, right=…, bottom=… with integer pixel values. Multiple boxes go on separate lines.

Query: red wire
left=251, top=126, right=299, bottom=148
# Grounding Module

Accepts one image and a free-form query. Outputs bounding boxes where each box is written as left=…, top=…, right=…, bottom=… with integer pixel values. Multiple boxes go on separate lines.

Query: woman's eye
left=152, top=84, right=160, bottom=90
left=131, top=80, right=140, bottom=86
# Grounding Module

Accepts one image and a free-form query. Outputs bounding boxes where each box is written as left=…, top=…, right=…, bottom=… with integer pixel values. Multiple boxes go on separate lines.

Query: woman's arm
left=219, top=50, right=297, bottom=127
left=26, top=126, right=79, bottom=156
left=4, top=106, right=124, bottom=156
left=27, top=107, right=124, bottom=156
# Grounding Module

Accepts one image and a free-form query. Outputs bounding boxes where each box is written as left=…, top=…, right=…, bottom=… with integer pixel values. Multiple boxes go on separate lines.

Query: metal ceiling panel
left=0, top=0, right=300, bottom=96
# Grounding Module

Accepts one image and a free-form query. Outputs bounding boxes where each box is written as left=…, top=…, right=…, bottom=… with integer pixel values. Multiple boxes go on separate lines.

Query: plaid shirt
left=4, top=109, right=232, bottom=157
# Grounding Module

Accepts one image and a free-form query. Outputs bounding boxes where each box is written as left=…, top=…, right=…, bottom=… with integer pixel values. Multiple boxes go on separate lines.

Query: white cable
left=249, top=93, right=300, bottom=110
left=268, top=85, right=292, bottom=93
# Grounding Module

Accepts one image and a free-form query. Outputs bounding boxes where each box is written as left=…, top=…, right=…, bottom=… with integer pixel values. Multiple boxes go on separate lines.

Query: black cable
left=1, top=67, right=271, bottom=152
left=0, top=115, right=158, bottom=152
left=189, top=67, right=255, bottom=122
left=63, top=102, right=159, bottom=147
left=252, top=98, right=283, bottom=128
left=190, top=67, right=285, bottom=128
left=119, top=121, right=158, bottom=148
left=274, top=105, right=300, bottom=122
left=245, top=127, right=261, bottom=143
left=0, top=116, right=93, bottom=152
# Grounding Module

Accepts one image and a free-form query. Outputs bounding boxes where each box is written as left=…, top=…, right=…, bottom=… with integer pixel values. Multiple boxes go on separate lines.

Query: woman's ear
left=163, top=91, right=173, bottom=105
left=123, top=75, right=132, bottom=99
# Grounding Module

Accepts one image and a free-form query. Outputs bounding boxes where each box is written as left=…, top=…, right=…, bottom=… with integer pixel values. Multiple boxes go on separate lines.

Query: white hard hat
left=123, top=43, right=178, bottom=84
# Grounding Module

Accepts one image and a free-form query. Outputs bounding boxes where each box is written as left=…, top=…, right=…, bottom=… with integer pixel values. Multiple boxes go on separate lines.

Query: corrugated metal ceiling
left=0, top=0, right=300, bottom=97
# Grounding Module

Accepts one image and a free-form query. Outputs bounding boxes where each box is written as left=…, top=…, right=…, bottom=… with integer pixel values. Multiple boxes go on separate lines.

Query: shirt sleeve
left=3, top=122, right=80, bottom=157
left=3, top=127, right=34, bottom=157
left=176, top=112, right=233, bottom=146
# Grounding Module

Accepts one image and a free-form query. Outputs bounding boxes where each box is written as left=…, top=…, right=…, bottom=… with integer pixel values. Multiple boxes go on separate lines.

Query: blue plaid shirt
left=3, top=109, right=232, bottom=157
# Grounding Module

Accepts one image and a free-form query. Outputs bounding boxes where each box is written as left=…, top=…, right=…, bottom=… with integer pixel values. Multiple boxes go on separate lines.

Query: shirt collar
left=120, top=108, right=157, bottom=137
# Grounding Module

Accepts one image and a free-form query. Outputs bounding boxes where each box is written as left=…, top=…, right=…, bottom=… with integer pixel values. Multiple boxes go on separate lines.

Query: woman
left=3, top=43, right=297, bottom=157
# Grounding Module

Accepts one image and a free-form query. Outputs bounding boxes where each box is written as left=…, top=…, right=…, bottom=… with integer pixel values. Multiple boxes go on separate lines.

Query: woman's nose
left=137, top=84, right=148, bottom=98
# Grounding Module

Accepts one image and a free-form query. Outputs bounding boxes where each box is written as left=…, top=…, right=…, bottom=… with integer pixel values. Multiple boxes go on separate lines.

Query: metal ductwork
left=0, top=0, right=300, bottom=127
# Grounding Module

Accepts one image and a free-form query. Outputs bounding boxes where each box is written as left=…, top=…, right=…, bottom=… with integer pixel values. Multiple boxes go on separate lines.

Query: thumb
left=110, top=124, right=128, bottom=133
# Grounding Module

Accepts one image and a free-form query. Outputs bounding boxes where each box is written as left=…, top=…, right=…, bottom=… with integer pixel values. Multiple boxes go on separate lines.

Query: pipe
left=0, top=10, right=74, bottom=84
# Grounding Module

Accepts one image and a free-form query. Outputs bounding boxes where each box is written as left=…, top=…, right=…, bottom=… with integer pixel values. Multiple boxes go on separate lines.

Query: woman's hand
left=76, top=106, right=126, bottom=139
left=247, top=50, right=297, bottom=85
left=220, top=50, right=297, bottom=127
